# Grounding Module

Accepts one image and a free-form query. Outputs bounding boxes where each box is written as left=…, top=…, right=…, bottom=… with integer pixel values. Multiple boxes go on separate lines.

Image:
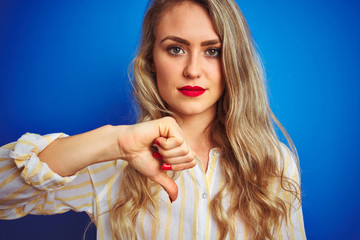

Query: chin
left=170, top=105, right=216, bottom=118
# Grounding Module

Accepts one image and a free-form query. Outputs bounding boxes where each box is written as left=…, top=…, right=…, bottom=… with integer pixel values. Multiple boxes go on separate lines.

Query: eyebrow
left=160, top=36, right=220, bottom=46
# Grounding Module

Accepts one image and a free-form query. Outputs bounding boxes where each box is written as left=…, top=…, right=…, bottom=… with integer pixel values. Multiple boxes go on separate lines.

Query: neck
left=181, top=117, right=212, bottom=145
left=173, top=110, right=216, bottom=171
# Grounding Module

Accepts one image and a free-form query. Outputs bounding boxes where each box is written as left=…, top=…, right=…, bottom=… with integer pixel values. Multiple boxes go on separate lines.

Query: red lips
left=178, top=85, right=206, bottom=97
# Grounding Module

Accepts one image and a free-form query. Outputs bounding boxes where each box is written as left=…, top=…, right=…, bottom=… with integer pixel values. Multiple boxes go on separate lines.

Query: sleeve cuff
left=9, top=133, right=78, bottom=191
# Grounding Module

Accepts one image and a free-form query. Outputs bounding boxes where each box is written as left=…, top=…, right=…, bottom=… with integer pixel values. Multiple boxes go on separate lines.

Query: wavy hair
left=110, top=0, right=301, bottom=239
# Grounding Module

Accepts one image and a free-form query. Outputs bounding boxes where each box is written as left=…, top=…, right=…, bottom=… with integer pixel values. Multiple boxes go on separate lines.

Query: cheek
left=155, top=68, right=174, bottom=102
left=210, top=62, right=223, bottom=90
left=154, top=58, right=181, bottom=94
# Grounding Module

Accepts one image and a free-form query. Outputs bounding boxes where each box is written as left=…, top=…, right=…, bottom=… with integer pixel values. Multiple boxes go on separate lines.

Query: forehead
left=156, top=2, right=219, bottom=42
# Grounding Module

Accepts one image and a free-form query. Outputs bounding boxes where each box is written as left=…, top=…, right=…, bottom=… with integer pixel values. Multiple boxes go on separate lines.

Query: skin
left=153, top=2, right=224, bottom=170
left=38, top=2, right=224, bottom=202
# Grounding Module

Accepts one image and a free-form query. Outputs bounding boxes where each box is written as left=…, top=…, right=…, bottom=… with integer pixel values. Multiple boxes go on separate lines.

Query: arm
left=39, top=117, right=196, bottom=201
left=0, top=134, right=95, bottom=219
left=0, top=117, right=195, bottom=219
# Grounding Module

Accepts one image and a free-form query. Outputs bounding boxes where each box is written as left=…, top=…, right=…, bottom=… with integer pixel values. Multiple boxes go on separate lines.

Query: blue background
left=0, top=0, right=359, bottom=239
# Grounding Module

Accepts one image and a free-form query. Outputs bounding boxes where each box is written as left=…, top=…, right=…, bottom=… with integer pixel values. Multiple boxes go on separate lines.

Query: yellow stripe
left=45, top=198, right=54, bottom=206
left=54, top=202, right=92, bottom=212
left=95, top=197, right=104, bottom=240
left=277, top=166, right=297, bottom=240
left=30, top=170, right=55, bottom=186
left=0, top=170, right=21, bottom=189
left=44, top=135, right=53, bottom=144
left=151, top=193, right=160, bottom=240
left=17, top=139, right=39, bottom=154
left=78, top=168, right=91, bottom=176
left=10, top=189, right=41, bottom=208
left=177, top=172, right=186, bottom=240
left=1, top=143, right=16, bottom=150
left=106, top=172, right=117, bottom=240
left=189, top=168, right=199, bottom=239
left=298, top=207, right=306, bottom=239
left=284, top=148, right=291, bottom=172
left=0, top=184, right=33, bottom=204
left=0, top=163, right=14, bottom=174
left=1, top=189, right=42, bottom=217
left=87, top=162, right=114, bottom=240
left=43, top=177, right=67, bottom=190
left=15, top=206, right=24, bottom=218
left=13, top=154, right=31, bottom=161
left=62, top=179, right=91, bottom=191
left=0, top=209, right=7, bottom=219
left=55, top=191, right=94, bottom=202
left=274, top=151, right=291, bottom=197
left=14, top=154, right=31, bottom=168
left=288, top=168, right=297, bottom=240
left=27, top=159, right=43, bottom=179
left=215, top=172, right=225, bottom=239
left=35, top=202, right=92, bottom=216
left=206, top=152, right=217, bottom=186
left=93, top=173, right=118, bottom=188
left=139, top=208, right=146, bottom=240
left=20, top=157, right=30, bottom=177
left=276, top=226, right=284, bottom=240
left=164, top=198, right=172, bottom=240
left=205, top=151, right=218, bottom=239
left=90, top=161, right=116, bottom=175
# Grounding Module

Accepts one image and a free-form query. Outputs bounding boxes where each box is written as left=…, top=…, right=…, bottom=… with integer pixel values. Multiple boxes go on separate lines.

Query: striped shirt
left=0, top=133, right=306, bottom=239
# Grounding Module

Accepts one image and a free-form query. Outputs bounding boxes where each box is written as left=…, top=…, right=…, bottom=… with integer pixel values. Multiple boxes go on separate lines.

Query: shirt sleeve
left=0, top=133, right=96, bottom=220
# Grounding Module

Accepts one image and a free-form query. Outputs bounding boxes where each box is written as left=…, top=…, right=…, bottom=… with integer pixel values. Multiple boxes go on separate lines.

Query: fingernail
left=161, top=163, right=172, bottom=171
left=152, top=151, right=163, bottom=160
left=154, top=140, right=160, bottom=145
left=169, top=196, right=173, bottom=203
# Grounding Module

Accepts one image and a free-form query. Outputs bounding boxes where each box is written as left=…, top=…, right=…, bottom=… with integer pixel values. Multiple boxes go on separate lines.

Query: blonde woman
left=0, top=0, right=306, bottom=239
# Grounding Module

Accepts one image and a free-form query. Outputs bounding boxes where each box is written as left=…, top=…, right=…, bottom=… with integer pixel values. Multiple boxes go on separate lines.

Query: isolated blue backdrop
left=0, top=0, right=359, bottom=239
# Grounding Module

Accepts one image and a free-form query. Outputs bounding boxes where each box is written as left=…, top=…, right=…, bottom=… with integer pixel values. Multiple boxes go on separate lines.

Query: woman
left=0, top=0, right=306, bottom=239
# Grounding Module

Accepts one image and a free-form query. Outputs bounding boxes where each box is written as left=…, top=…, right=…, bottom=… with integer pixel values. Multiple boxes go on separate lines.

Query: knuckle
left=175, top=138, right=184, bottom=146
left=179, top=147, right=188, bottom=155
left=187, top=152, right=195, bottom=161
left=191, top=159, right=197, bottom=167
left=164, top=116, right=176, bottom=125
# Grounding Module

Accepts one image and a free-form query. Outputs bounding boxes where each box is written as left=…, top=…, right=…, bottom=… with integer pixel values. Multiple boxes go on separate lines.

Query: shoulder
left=278, top=143, right=301, bottom=184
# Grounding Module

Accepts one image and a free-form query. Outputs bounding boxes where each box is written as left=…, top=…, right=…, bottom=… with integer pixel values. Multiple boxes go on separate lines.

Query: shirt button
left=202, top=192, right=207, bottom=199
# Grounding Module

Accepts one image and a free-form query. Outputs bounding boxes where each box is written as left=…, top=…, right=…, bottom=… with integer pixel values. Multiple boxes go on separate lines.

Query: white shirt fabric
left=0, top=133, right=306, bottom=239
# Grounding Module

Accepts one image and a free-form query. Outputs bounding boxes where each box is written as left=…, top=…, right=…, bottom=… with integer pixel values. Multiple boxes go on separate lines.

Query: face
left=152, top=2, right=224, bottom=121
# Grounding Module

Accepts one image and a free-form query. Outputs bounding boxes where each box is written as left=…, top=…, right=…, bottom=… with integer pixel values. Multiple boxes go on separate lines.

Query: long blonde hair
left=110, top=0, right=301, bottom=239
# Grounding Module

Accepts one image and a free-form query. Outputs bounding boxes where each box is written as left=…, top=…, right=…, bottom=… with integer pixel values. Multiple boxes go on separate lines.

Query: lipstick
left=178, top=85, right=206, bottom=97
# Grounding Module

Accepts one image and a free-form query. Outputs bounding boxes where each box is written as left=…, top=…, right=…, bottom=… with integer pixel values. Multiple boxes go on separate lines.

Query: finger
left=156, top=135, right=184, bottom=150
left=158, top=145, right=193, bottom=161
left=150, top=172, right=178, bottom=203
left=152, top=151, right=163, bottom=160
left=162, top=154, right=195, bottom=166
left=168, top=159, right=197, bottom=171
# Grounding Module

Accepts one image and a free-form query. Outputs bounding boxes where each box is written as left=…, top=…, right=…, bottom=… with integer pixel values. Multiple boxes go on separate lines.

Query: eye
left=167, top=46, right=185, bottom=56
left=205, top=48, right=221, bottom=57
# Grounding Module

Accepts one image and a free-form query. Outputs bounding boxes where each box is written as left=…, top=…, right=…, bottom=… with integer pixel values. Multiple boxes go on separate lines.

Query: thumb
left=150, top=172, right=178, bottom=203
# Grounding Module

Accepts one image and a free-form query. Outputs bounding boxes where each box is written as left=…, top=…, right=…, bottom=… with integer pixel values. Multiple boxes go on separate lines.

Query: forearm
left=38, top=125, right=124, bottom=176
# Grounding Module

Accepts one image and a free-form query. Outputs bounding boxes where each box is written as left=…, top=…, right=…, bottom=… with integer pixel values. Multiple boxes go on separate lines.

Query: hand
left=118, top=117, right=196, bottom=202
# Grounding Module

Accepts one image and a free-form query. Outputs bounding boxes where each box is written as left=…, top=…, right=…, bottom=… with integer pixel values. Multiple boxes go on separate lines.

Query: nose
left=183, top=54, right=201, bottom=79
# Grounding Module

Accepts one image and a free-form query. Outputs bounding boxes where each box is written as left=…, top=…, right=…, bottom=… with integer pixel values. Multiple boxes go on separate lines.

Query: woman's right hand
left=117, top=117, right=196, bottom=202
left=39, top=117, right=195, bottom=202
